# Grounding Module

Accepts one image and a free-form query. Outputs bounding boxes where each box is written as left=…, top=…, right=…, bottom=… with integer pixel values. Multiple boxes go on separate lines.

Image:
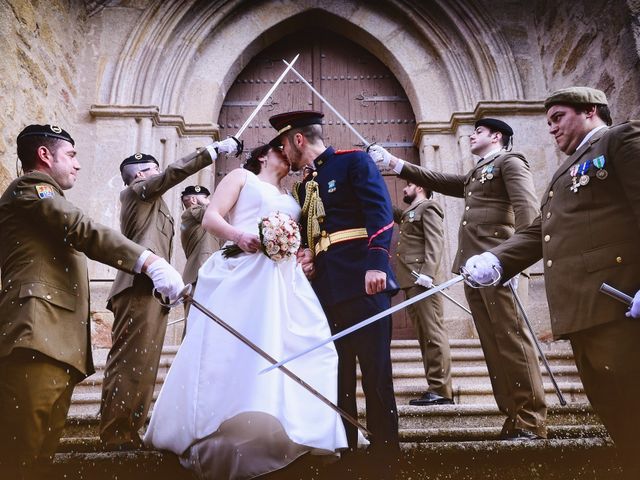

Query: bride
left=144, top=144, right=348, bottom=479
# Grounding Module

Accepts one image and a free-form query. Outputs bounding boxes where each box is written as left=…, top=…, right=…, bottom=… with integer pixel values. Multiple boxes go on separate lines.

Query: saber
left=508, top=283, right=567, bottom=406
left=411, top=271, right=472, bottom=315
left=283, top=60, right=371, bottom=148
left=158, top=285, right=369, bottom=437
left=599, top=282, right=633, bottom=306
left=261, top=275, right=466, bottom=374
left=234, top=54, right=300, bottom=140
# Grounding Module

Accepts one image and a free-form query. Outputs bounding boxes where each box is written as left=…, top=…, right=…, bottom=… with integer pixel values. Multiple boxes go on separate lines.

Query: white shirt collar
left=576, top=125, right=608, bottom=151
left=476, top=147, right=503, bottom=163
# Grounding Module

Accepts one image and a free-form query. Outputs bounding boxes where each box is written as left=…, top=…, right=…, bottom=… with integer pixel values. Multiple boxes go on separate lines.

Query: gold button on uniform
left=616, top=256, right=623, bottom=264
left=494, top=232, right=499, bottom=236
left=465, top=206, right=470, bottom=211
left=548, top=191, right=554, bottom=198
left=546, top=212, right=551, bottom=219
left=468, top=192, right=472, bottom=196
left=117, top=259, right=123, bottom=266
left=546, top=260, right=553, bottom=267
left=46, top=294, right=52, bottom=300
left=462, top=221, right=467, bottom=226
left=544, top=235, right=550, bottom=242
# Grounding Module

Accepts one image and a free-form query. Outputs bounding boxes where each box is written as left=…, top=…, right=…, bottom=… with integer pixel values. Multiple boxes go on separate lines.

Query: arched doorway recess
left=217, top=30, right=419, bottom=338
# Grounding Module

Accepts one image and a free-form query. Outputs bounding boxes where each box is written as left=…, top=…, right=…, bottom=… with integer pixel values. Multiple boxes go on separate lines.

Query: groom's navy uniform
left=293, top=143, right=400, bottom=452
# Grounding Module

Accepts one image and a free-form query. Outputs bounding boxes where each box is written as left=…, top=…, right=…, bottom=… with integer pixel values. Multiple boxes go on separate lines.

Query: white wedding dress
left=144, top=171, right=348, bottom=479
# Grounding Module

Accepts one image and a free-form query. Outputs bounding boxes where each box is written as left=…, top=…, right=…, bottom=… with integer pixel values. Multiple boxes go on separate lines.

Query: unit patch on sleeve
left=35, top=184, right=55, bottom=199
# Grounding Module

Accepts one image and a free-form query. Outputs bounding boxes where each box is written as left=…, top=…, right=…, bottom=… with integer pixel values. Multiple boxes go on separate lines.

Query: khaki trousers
left=0, top=348, right=77, bottom=478
left=405, top=285, right=452, bottom=399
left=100, top=275, right=168, bottom=446
left=464, top=283, right=547, bottom=437
left=568, top=319, right=640, bottom=477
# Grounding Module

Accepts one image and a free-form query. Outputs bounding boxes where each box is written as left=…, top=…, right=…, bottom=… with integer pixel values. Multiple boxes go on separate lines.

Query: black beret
left=119, top=152, right=159, bottom=172
left=268, top=110, right=324, bottom=147
left=181, top=185, right=210, bottom=197
left=17, top=124, right=75, bottom=146
left=475, top=118, right=513, bottom=137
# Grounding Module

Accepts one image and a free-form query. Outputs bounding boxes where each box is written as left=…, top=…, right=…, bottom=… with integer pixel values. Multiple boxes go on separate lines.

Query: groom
left=268, top=111, right=400, bottom=457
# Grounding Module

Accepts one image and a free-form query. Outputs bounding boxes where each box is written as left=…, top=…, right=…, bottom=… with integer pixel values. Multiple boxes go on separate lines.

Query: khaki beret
left=544, top=87, right=608, bottom=110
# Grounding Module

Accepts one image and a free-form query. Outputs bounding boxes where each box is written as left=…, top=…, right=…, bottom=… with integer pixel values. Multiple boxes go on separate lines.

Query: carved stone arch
left=102, top=0, right=524, bottom=125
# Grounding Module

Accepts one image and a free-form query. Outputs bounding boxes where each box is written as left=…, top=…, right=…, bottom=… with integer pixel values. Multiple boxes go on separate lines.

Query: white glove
left=145, top=258, right=185, bottom=303
left=463, top=252, right=502, bottom=286
left=215, top=137, right=239, bottom=155
left=414, top=273, right=434, bottom=289
left=367, top=144, right=392, bottom=168
left=626, top=290, right=640, bottom=318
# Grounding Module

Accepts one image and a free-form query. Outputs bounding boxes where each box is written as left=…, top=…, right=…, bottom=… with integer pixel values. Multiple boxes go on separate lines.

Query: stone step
left=62, top=402, right=598, bottom=439
left=49, top=437, right=620, bottom=479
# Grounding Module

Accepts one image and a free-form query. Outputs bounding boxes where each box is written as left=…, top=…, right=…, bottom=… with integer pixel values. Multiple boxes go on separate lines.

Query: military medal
left=578, top=160, right=591, bottom=186
left=486, top=165, right=494, bottom=180
left=569, top=164, right=580, bottom=193
left=593, top=155, right=608, bottom=180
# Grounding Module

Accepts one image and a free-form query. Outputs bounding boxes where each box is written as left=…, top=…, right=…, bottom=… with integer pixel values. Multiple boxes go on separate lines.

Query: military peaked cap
left=17, top=124, right=75, bottom=146
left=181, top=185, right=210, bottom=197
left=119, top=153, right=159, bottom=172
left=475, top=118, right=513, bottom=137
left=268, top=110, right=324, bottom=147
left=544, top=87, right=608, bottom=110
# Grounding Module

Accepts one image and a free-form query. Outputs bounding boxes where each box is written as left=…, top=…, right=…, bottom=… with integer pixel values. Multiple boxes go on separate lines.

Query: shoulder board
left=335, top=149, right=360, bottom=155
left=35, top=184, right=55, bottom=199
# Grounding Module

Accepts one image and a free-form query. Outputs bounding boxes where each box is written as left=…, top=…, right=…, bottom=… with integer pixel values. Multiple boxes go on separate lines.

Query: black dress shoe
left=500, top=428, right=543, bottom=441
left=408, top=391, right=454, bottom=406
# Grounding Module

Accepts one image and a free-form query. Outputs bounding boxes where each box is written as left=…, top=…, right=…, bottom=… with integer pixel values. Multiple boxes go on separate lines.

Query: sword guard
left=460, top=266, right=502, bottom=288
left=231, top=136, right=244, bottom=157
left=152, top=284, right=193, bottom=308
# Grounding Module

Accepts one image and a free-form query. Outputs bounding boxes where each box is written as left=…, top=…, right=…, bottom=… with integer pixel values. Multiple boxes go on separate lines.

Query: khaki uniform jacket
left=108, top=149, right=213, bottom=301
left=180, top=204, right=219, bottom=285
left=393, top=199, right=445, bottom=289
left=493, top=122, right=640, bottom=337
left=400, top=151, right=539, bottom=272
left=0, top=172, right=144, bottom=376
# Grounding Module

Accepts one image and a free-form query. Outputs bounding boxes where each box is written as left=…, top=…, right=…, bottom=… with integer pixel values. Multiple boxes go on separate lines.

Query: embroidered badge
left=327, top=179, right=337, bottom=193
left=408, top=211, right=416, bottom=222
left=35, top=185, right=54, bottom=199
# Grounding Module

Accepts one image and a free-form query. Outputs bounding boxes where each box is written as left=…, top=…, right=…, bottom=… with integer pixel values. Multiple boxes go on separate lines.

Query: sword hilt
left=599, top=283, right=633, bottom=306
left=152, top=284, right=193, bottom=308
left=459, top=265, right=502, bottom=288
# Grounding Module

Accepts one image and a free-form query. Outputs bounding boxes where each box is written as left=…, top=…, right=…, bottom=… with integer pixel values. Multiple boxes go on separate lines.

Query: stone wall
left=0, top=0, right=86, bottom=182
left=533, top=0, right=640, bottom=122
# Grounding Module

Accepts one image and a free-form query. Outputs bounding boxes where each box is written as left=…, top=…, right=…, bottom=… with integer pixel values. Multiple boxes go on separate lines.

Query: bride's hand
left=235, top=231, right=261, bottom=253
left=296, top=248, right=315, bottom=278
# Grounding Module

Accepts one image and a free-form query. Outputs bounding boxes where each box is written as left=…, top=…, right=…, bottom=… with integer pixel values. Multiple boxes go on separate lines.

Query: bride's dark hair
left=244, top=144, right=271, bottom=175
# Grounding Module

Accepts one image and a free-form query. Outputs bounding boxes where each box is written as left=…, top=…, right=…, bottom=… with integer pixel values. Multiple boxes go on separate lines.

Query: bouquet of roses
left=222, top=211, right=301, bottom=262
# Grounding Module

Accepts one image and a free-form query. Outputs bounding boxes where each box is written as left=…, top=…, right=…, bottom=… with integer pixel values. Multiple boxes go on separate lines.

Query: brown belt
left=314, top=228, right=368, bottom=256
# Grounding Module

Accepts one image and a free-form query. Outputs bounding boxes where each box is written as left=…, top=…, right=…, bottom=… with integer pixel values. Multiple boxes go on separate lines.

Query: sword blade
left=508, top=283, right=567, bottom=406
left=411, top=270, right=472, bottom=315
left=185, top=293, right=370, bottom=437
left=283, top=60, right=370, bottom=147
left=234, top=54, right=300, bottom=139
left=261, top=275, right=465, bottom=374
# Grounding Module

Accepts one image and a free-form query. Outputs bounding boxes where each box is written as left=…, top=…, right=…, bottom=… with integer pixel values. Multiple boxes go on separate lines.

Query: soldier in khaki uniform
left=466, top=88, right=640, bottom=475
left=393, top=181, right=453, bottom=405
left=100, top=138, right=238, bottom=449
left=0, top=125, right=184, bottom=477
left=179, top=185, right=218, bottom=326
left=370, top=119, right=547, bottom=440
left=180, top=185, right=219, bottom=287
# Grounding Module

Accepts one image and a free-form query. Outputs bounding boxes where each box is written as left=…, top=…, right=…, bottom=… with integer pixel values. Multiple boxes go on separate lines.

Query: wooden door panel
left=219, top=30, right=420, bottom=339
